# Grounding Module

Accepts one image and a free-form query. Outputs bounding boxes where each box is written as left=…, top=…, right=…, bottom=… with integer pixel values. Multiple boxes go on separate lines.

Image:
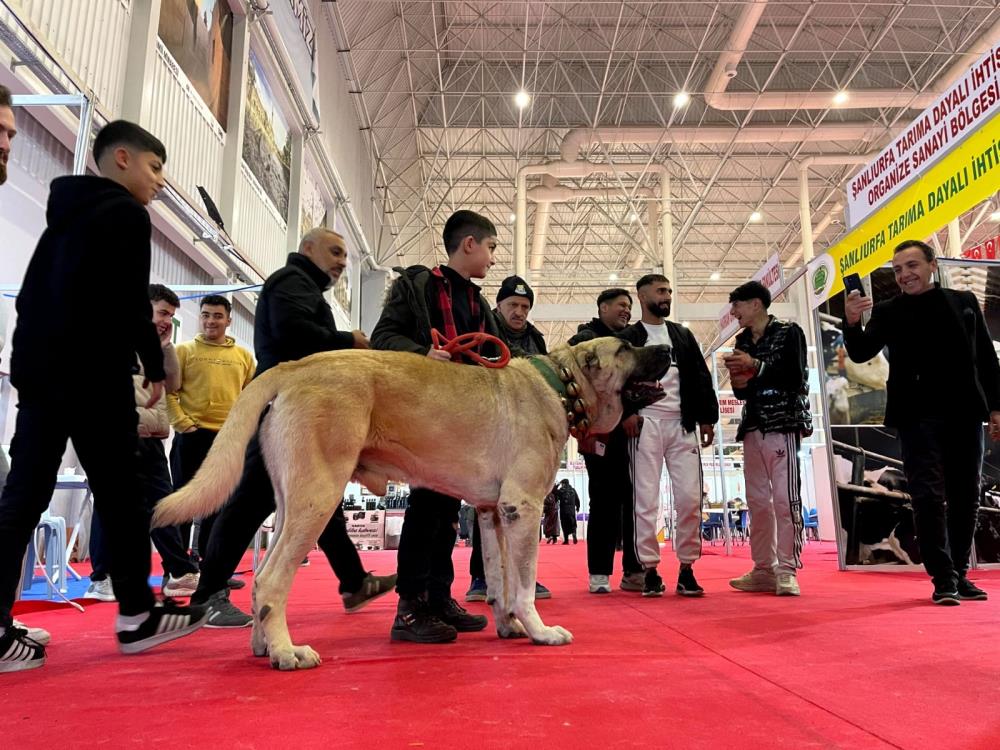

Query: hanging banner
left=809, top=110, right=1000, bottom=307
left=269, top=0, right=321, bottom=122
left=716, top=253, right=783, bottom=341
left=846, top=45, right=1000, bottom=228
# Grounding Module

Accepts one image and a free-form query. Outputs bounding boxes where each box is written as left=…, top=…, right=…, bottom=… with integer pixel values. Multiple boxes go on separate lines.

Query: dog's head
left=550, top=337, right=672, bottom=434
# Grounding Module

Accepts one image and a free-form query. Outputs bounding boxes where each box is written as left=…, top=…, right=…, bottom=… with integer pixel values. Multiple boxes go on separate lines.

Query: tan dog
left=153, top=337, right=670, bottom=670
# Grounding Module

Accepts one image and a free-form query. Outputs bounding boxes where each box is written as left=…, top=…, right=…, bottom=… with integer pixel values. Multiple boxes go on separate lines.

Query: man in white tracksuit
left=620, top=274, right=719, bottom=597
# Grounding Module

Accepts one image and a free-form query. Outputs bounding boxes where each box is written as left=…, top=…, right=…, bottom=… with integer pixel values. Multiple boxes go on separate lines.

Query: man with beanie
left=465, top=276, right=551, bottom=601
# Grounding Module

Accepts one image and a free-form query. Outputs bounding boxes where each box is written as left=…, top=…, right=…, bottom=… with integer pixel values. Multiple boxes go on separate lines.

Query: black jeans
left=191, top=428, right=366, bottom=604
left=898, top=419, right=983, bottom=588
left=90, top=438, right=198, bottom=581
left=170, top=428, right=219, bottom=557
left=396, top=487, right=460, bottom=604
left=0, top=385, right=156, bottom=625
left=584, top=443, right=641, bottom=577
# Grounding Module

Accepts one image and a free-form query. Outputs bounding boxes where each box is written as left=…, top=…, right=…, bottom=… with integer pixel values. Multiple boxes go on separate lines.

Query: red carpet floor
left=4, top=541, right=1000, bottom=749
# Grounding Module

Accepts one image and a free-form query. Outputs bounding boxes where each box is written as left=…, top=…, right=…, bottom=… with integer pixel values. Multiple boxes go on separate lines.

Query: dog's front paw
left=530, top=625, right=573, bottom=646
left=269, top=644, right=322, bottom=670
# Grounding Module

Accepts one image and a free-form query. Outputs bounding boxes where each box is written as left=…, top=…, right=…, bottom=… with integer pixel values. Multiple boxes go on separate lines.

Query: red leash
left=431, top=329, right=511, bottom=368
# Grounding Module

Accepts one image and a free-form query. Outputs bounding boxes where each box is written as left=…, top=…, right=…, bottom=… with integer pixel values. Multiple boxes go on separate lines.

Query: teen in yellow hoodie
left=167, top=295, right=254, bottom=559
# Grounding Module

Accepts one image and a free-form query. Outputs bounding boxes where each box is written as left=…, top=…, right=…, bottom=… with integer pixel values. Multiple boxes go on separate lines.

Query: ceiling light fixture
left=990, top=210, right=1000, bottom=221
left=833, top=90, right=849, bottom=105
left=673, top=91, right=690, bottom=108
left=609, top=272, right=619, bottom=281
left=710, top=271, right=721, bottom=281
left=514, top=90, right=530, bottom=108
left=629, top=211, right=639, bottom=222
left=749, top=211, right=762, bottom=223
left=509, top=213, right=516, bottom=223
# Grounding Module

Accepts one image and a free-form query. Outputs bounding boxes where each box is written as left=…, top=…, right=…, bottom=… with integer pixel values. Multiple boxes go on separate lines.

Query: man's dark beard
left=645, top=300, right=670, bottom=318
left=0, top=162, right=6, bottom=185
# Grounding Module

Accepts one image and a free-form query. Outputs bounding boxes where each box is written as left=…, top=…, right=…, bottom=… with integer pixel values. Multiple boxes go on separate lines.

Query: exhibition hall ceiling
left=324, top=1, right=1000, bottom=339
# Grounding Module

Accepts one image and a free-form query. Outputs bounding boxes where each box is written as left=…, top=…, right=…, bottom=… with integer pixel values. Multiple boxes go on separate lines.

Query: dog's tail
left=152, top=367, right=283, bottom=528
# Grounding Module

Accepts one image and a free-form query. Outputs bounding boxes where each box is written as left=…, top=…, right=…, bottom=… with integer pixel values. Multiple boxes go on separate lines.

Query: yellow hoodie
left=167, top=334, right=255, bottom=432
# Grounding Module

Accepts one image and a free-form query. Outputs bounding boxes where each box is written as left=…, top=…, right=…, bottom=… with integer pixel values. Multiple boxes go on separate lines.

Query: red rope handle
left=431, top=329, right=511, bottom=368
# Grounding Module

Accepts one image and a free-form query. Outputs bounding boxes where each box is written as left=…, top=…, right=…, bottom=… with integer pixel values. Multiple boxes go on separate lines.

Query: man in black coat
left=466, top=276, right=551, bottom=601
left=568, top=288, right=643, bottom=594
left=556, top=479, right=581, bottom=544
left=844, top=239, right=1000, bottom=605
left=189, top=228, right=395, bottom=624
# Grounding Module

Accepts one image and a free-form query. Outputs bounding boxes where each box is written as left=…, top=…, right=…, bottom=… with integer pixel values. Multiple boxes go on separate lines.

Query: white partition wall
left=233, top=161, right=289, bottom=274
left=13, top=0, right=132, bottom=114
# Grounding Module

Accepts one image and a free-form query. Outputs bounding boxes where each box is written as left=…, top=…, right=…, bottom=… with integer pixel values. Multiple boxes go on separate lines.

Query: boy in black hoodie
left=371, top=209, right=500, bottom=643
left=0, top=121, right=206, bottom=674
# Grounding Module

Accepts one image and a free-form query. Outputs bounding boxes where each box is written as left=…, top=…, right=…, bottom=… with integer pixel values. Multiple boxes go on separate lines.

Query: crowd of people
left=0, top=94, right=993, bottom=674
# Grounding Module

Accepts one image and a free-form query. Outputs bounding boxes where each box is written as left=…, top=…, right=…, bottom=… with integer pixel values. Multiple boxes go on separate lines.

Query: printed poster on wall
left=269, top=0, right=321, bottom=122
left=243, top=50, right=292, bottom=218
left=345, top=510, right=385, bottom=551
left=158, top=0, right=233, bottom=129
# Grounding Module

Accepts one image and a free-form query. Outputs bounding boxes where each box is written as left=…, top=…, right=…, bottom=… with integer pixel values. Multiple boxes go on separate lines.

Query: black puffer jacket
left=732, top=317, right=812, bottom=440
left=371, top=265, right=501, bottom=358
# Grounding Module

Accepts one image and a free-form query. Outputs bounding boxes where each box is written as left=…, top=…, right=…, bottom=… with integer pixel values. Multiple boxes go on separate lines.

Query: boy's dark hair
left=200, top=294, right=231, bottom=314
left=597, top=288, right=632, bottom=307
left=894, top=239, right=935, bottom=263
left=442, top=210, right=496, bottom=255
left=0, top=85, right=11, bottom=108
left=93, top=120, right=167, bottom=165
left=729, top=280, right=771, bottom=308
left=636, top=273, right=669, bottom=290
left=149, top=283, right=180, bottom=308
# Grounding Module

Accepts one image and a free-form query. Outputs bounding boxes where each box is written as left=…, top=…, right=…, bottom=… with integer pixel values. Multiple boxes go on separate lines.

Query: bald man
left=188, top=229, right=396, bottom=626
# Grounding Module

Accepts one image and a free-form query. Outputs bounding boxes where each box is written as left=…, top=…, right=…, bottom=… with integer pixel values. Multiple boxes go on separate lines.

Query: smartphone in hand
left=843, top=272, right=866, bottom=297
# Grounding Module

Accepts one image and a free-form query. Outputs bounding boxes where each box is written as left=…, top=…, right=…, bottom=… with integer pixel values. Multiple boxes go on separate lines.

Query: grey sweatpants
left=742, top=429, right=804, bottom=576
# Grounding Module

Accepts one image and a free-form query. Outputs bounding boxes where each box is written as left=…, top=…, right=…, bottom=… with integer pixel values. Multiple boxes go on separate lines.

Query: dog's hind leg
left=498, top=491, right=572, bottom=646
left=254, top=456, right=357, bottom=671
left=478, top=506, right=526, bottom=639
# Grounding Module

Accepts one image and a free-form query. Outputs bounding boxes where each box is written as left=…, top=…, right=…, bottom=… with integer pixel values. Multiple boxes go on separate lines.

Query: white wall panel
left=233, top=161, right=289, bottom=277
left=148, top=40, right=225, bottom=206
left=13, top=0, right=131, bottom=115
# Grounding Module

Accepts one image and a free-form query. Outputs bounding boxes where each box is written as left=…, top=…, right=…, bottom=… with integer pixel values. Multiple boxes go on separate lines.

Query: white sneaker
left=162, top=572, right=200, bottom=598
left=12, top=619, right=50, bottom=647
left=775, top=573, right=801, bottom=596
left=589, top=574, right=611, bottom=594
left=729, top=568, right=777, bottom=593
left=84, top=578, right=116, bottom=602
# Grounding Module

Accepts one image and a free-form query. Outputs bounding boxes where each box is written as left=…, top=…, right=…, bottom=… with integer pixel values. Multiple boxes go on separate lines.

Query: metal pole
left=72, top=94, right=94, bottom=176
left=710, top=353, right=733, bottom=555
left=813, top=306, right=847, bottom=571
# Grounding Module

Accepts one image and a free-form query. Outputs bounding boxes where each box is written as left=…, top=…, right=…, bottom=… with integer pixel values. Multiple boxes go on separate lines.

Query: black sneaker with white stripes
left=0, top=624, right=46, bottom=673
left=116, top=599, right=209, bottom=654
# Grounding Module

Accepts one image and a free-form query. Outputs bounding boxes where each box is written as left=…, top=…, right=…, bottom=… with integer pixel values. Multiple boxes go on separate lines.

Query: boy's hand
left=427, top=348, right=452, bottom=362
left=622, top=414, right=643, bottom=438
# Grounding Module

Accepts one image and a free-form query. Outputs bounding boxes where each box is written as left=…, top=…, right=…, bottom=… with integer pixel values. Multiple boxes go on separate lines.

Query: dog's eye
left=585, top=353, right=598, bottom=368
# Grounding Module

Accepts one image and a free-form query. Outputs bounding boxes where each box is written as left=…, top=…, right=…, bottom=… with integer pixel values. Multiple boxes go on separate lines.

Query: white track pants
left=743, top=430, right=804, bottom=575
left=629, top=417, right=703, bottom=568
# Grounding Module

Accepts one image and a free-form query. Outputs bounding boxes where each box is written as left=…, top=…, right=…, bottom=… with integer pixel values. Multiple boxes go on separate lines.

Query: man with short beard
left=0, top=85, right=13, bottom=187
left=620, top=274, right=717, bottom=598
